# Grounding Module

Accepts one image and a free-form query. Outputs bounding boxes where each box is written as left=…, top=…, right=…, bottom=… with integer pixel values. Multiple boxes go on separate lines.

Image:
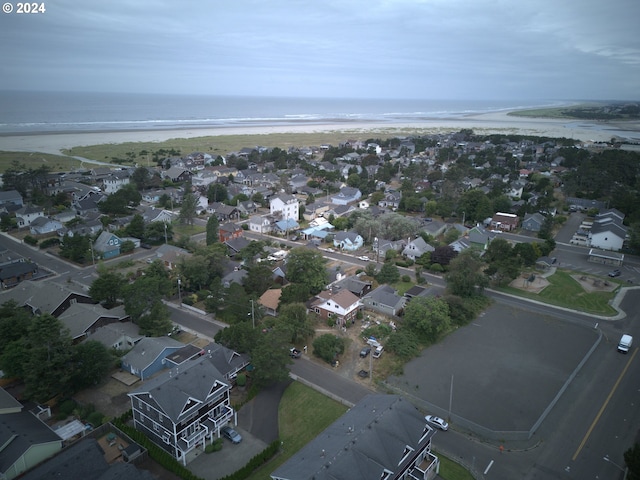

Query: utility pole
left=177, top=278, right=182, bottom=307
left=164, top=222, right=168, bottom=245
left=250, top=299, right=255, bottom=329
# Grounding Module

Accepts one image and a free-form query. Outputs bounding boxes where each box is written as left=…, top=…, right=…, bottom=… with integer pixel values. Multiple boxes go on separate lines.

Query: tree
left=244, top=263, right=274, bottom=296
left=214, top=322, right=259, bottom=354
left=385, top=329, right=420, bottom=360
left=23, top=315, right=74, bottom=402
left=59, top=234, right=91, bottom=263
left=137, top=301, right=173, bottom=336
left=250, top=330, right=292, bottom=387
left=70, top=341, right=114, bottom=390
left=89, top=270, right=124, bottom=308
left=145, top=221, right=173, bottom=244
left=276, top=303, right=315, bottom=344
left=179, top=192, right=198, bottom=225
left=126, top=214, right=145, bottom=239
left=122, top=275, right=171, bottom=323
left=376, top=262, right=400, bottom=284
left=207, top=183, right=228, bottom=203
left=312, top=334, right=345, bottom=364
left=404, top=296, right=451, bottom=343
left=206, top=215, right=219, bottom=245
left=624, top=442, right=640, bottom=480
left=286, top=248, right=327, bottom=294
left=444, top=250, right=488, bottom=297
left=131, top=167, right=152, bottom=191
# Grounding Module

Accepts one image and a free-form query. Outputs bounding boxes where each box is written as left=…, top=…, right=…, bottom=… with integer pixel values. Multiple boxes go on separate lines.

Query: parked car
left=360, top=346, right=371, bottom=358
left=357, top=255, right=370, bottom=261
left=289, top=347, right=302, bottom=358
left=221, top=425, right=242, bottom=444
left=608, top=269, right=621, bottom=277
left=425, top=415, right=448, bottom=431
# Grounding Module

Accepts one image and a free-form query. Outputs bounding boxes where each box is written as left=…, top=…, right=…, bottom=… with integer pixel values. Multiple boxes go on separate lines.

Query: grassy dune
left=0, top=151, right=83, bottom=172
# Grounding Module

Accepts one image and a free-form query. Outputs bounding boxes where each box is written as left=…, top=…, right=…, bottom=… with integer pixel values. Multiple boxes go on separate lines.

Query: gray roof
left=0, top=280, right=91, bottom=316
left=121, top=336, right=184, bottom=372
left=0, top=410, right=61, bottom=475
left=201, top=342, right=251, bottom=379
left=20, top=437, right=154, bottom=480
left=334, top=231, right=360, bottom=242
left=363, top=285, right=405, bottom=309
left=129, top=355, right=228, bottom=422
left=86, top=322, right=142, bottom=348
left=271, top=394, right=435, bottom=480
left=58, top=303, right=127, bottom=339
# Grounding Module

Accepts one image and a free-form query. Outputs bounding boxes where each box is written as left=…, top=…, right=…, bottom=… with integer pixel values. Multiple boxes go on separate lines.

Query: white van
left=617, top=334, right=633, bottom=353
left=372, top=345, right=384, bottom=358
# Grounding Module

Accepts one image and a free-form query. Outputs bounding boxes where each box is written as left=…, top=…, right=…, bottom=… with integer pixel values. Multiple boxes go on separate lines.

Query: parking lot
left=386, top=303, right=598, bottom=434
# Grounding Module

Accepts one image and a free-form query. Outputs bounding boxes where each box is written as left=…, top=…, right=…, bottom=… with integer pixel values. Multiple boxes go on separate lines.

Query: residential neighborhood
left=1, top=129, right=640, bottom=480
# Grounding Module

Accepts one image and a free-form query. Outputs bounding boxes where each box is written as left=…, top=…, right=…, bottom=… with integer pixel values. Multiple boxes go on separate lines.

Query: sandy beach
left=1, top=110, right=638, bottom=156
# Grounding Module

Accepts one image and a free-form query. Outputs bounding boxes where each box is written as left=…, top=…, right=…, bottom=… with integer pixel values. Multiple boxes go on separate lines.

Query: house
left=333, top=231, right=364, bottom=251
left=162, top=166, right=192, bottom=183
left=0, top=261, right=38, bottom=288
left=0, top=280, right=94, bottom=317
left=332, top=275, right=372, bottom=297
left=311, top=289, right=361, bottom=325
left=121, top=336, right=185, bottom=380
left=404, top=285, right=439, bottom=300
left=331, top=187, right=362, bottom=205
left=200, top=342, right=251, bottom=381
left=589, top=209, right=627, bottom=251
left=522, top=212, right=546, bottom=232
left=402, top=237, right=434, bottom=261
left=271, top=394, right=439, bottom=480
left=0, top=387, right=63, bottom=480
left=86, top=321, right=143, bottom=350
left=137, top=205, right=175, bottom=224
left=19, top=437, right=153, bottom=480
left=274, top=218, right=300, bottom=235
left=218, top=222, right=243, bottom=243
left=58, top=303, right=128, bottom=342
left=128, top=355, right=235, bottom=465
left=258, top=288, right=282, bottom=316
left=94, top=231, right=122, bottom=259
left=362, top=284, right=406, bottom=317
left=490, top=212, right=519, bottom=232
left=249, top=215, right=272, bottom=234
left=326, top=204, right=356, bottom=218
left=15, top=205, right=44, bottom=227
left=270, top=194, right=299, bottom=221
left=302, top=201, right=330, bottom=221
left=224, top=237, right=251, bottom=257
left=0, top=190, right=24, bottom=209
left=237, top=200, right=258, bottom=216
left=207, top=202, right=239, bottom=222
left=29, top=217, right=63, bottom=236
left=155, top=244, right=191, bottom=270
left=378, top=190, right=401, bottom=209
left=102, top=170, right=130, bottom=194
left=73, top=195, right=105, bottom=216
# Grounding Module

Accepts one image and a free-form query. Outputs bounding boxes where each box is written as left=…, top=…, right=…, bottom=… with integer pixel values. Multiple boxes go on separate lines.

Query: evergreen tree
left=206, top=215, right=219, bottom=245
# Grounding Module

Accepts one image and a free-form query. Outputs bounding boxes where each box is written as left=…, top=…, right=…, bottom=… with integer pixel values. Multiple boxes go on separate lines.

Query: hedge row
left=113, top=410, right=281, bottom=480
left=218, top=440, right=280, bottom=480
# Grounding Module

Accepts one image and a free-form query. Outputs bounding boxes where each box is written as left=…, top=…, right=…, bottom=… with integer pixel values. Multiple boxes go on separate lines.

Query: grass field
left=245, top=381, right=348, bottom=480
left=0, top=151, right=83, bottom=173
left=499, top=269, right=619, bottom=316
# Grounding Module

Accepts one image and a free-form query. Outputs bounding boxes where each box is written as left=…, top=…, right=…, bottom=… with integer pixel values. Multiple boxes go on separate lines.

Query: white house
left=102, top=171, right=130, bottom=194
left=15, top=205, right=45, bottom=227
left=331, top=187, right=362, bottom=206
left=249, top=215, right=273, bottom=234
left=333, top=231, right=364, bottom=251
left=270, top=194, right=299, bottom=221
left=402, top=237, right=434, bottom=260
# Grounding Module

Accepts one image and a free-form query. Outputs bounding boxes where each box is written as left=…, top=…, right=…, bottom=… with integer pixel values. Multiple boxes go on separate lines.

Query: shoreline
left=1, top=111, right=639, bottom=156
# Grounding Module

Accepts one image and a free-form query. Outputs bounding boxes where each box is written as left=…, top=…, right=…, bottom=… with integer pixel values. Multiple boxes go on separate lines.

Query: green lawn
left=499, top=270, right=619, bottom=316
left=435, top=450, right=475, bottom=480
left=245, top=382, right=348, bottom=480
left=0, top=151, right=83, bottom=173
left=392, top=279, right=415, bottom=295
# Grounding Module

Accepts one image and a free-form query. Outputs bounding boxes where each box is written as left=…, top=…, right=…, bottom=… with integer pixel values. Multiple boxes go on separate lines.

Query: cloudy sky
left=1, top=0, right=638, bottom=100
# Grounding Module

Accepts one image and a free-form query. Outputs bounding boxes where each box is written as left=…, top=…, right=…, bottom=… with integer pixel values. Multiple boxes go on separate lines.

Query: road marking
left=572, top=347, right=638, bottom=461
left=484, top=460, right=494, bottom=474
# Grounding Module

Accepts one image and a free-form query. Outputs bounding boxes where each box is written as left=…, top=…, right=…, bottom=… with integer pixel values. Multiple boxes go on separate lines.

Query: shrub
left=23, top=235, right=38, bottom=246
left=401, top=275, right=411, bottom=283
left=39, top=237, right=60, bottom=249
left=57, top=399, right=78, bottom=419
left=205, top=438, right=223, bottom=453
left=236, top=373, right=247, bottom=387
left=430, top=263, right=444, bottom=273
left=87, top=411, right=104, bottom=427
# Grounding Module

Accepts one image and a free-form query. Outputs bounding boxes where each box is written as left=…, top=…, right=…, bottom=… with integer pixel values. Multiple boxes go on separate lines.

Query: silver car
left=221, top=425, right=242, bottom=444
left=425, top=415, right=448, bottom=431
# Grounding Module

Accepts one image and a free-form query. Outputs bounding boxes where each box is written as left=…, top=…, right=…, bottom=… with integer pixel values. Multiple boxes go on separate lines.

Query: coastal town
left=0, top=128, right=639, bottom=480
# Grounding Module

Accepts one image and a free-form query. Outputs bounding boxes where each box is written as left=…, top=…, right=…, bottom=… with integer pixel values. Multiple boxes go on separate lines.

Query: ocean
left=0, top=91, right=567, bottom=135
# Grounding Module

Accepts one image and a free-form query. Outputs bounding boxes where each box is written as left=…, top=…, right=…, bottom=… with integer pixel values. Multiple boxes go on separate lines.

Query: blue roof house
left=121, top=337, right=185, bottom=380
left=333, top=231, right=364, bottom=251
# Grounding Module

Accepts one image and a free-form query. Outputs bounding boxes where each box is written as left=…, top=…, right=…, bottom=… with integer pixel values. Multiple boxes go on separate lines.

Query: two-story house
left=128, top=355, right=236, bottom=466
left=102, top=170, right=131, bottom=194
left=310, top=289, right=361, bottom=326
left=94, top=231, right=122, bottom=259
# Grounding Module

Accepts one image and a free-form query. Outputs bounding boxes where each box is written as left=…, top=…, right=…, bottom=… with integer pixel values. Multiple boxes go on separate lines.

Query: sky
left=1, top=0, right=639, bottom=100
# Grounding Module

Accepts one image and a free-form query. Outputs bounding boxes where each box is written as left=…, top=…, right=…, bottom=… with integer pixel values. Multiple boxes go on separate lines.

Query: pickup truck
left=289, top=347, right=302, bottom=358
